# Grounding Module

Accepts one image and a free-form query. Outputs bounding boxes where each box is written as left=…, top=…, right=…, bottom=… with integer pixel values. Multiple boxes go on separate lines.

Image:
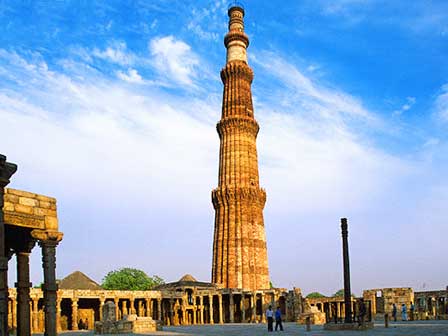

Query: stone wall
left=3, top=188, right=58, bottom=230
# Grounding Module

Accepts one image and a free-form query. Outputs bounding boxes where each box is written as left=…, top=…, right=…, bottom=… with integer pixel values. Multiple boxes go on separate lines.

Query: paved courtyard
left=33, top=320, right=448, bottom=336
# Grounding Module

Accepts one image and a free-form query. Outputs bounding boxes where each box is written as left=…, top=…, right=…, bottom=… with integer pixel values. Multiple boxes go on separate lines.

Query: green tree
left=333, top=289, right=345, bottom=297
left=333, top=289, right=354, bottom=297
left=306, top=292, right=326, bottom=298
left=102, top=268, right=164, bottom=290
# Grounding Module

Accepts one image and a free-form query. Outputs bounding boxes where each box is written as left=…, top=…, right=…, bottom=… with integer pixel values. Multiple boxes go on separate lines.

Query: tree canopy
left=102, top=268, right=164, bottom=290
left=333, top=289, right=344, bottom=297
left=306, top=292, right=326, bottom=298
left=333, top=289, right=354, bottom=297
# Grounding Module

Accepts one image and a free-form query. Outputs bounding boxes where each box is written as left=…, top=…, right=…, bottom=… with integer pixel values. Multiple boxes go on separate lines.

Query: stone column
left=32, top=298, right=39, bottom=332
left=31, top=231, right=62, bottom=336
left=193, top=307, right=197, bottom=324
left=229, top=293, right=234, bottom=323
left=145, top=299, right=151, bottom=317
left=252, top=293, right=257, bottom=323
left=122, top=300, right=128, bottom=316
left=199, top=296, right=204, bottom=324
left=341, top=218, right=353, bottom=323
left=157, top=298, right=162, bottom=321
left=138, top=300, right=143, bottom=316
left=114, top=298, right=120, bottom=320
left=0, top=155, right=17, bottom=336
left=209, top=295, right=214, bottom=324
left=16, top=251, right=33, bottom=336
left=218, top=294, right=224, bottom=324
left=241, top=295, right=246, bottom=322
left=71, top=299, right=78, bottom=330
left=12, top=298, right=17, bottom=329
left=129, top=298, right=135, bottom=315
left=99, top=299, right=105, bottom=321
left=56, top=297, right=62, bottom=333
left=261, top=294, right=266, bottom=323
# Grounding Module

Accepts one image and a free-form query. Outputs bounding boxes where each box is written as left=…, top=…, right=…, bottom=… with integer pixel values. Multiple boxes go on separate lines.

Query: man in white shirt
left=266, top=305, right=274, bottom=332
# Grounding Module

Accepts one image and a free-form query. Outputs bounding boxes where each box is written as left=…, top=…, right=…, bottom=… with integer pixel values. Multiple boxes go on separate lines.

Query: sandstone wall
left=3, top=188, right=58, bottom=230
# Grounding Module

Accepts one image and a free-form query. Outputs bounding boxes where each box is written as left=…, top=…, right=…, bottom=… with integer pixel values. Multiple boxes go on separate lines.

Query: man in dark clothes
left=392, top=303, right=397, bottom=322
left=275, top=306, right=284, bottom=331
left=266, top=305, right=274, bottom=332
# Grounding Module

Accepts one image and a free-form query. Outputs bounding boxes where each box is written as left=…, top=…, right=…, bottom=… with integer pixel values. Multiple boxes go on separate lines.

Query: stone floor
left=33, top=321, right=448, bottom=336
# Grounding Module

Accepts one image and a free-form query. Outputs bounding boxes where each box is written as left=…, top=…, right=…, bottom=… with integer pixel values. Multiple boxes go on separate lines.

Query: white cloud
left=251, top=51, right=376, bottom=130
left=116, top=68, right=144, bottom=84
left=92, top=41, right=135, bottom=65
left=149, top=36, right=199, bottom=86
left=393, top=96, right=416, bottom=116
left=435, top=84, right=448, bottom=121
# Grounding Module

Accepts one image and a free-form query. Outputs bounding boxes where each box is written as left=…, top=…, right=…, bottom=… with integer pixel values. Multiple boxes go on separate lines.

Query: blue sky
left=1, top=0, right=448, bottom=296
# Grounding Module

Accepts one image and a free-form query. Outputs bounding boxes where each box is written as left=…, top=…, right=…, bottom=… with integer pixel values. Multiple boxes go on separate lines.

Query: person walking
left=275, top=306, right=284, bottom=331
left=392, top=303, right=397, bottom=322
left=401, top=304, right=408, bottom=321
left=266, top=305, right=274, bottom=332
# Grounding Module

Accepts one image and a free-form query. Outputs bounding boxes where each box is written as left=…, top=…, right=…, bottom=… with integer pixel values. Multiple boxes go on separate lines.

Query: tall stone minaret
left=211, top=3, right=270, bottom=290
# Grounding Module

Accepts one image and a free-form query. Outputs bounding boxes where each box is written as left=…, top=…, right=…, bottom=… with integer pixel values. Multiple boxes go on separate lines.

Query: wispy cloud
left=187, top=1, right=226, bottom=41
left=393, top=96, right=416, bottom=116
left=92, top=41, right=136, bottom=65
left=435, top=83, right=448, bottom=121
left=116, top=68, right=144, bottom=84
left=149, top=36, right=200, bottom=87
left=251, top=51, right=376, bottom=133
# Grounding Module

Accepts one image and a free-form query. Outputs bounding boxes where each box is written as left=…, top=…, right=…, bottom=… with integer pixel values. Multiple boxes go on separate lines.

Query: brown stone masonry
left=211, top=5, right=269, bottom=291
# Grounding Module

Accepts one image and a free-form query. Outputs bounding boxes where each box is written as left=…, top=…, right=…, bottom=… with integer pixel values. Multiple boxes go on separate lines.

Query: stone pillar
left=241, top=295, right=246, bottom=322
left=193, top=307, right=197, bottom=324
left=341, top=218, right=353, bottom=323
left=252, top=293, right=257, bottom=322
left=33, top=233, right=62, bottom=336
left=99, top=299, right=105, bottom=321
left=32, top=298, right=39, bottom=332
left=261, top=294, right=266, bottom=323
left=157, top=298, right=162, bottom=321
left=0, top=155, right=17, bottom=336
left=145, top=299, right=151, bottom=317
left=56, top=297, right=62, bottom=333
left=199, top=296, right=204, bottom=324
left=114, top=298, right=120, bottom=320
left=122, top=300, right=128, bottom=316
left=12, top=298, right=17, bottom=329
left=218, top=294, right=224, bottom=324
left=129, top=298, right=135, bottom=315
left=209, top=295, right=214, bottom=324
left=71, top=299, right=78, bottom=330
left=16, top=251, right=33, bottom=336
left=229, top=293, right=234, bottom=323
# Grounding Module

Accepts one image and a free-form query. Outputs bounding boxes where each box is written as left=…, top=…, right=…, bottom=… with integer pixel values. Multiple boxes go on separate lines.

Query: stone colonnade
left=7, top=288, right=289, bottom=332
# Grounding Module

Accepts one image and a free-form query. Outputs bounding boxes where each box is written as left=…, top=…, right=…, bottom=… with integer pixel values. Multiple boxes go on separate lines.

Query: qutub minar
left=211, top=3, right=270, bottom=291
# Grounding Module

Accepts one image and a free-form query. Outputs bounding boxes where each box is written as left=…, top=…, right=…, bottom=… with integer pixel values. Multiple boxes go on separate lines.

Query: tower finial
left=225, top=1, right=249, bottom=63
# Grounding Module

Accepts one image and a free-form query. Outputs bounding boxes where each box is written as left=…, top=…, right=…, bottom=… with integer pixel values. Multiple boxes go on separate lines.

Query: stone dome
left=179, top=274, right=197, bottom=282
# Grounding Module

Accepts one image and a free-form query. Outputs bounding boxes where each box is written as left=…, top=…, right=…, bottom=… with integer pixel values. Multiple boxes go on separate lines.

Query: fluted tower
left=211, top=3, right=270, bottom=290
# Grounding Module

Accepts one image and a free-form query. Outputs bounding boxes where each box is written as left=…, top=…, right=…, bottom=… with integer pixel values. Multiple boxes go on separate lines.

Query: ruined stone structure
left=211, top=3, right=269, bottom=291
left=8, top=272, right=297, bottom=332
left=363, top=287, right=448, bottom=320
left=0, top=154, right=63, bottom=336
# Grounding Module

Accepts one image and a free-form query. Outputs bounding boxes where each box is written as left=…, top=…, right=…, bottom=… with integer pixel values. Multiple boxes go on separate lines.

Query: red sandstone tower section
left=211, top=4, right=270, bottom=290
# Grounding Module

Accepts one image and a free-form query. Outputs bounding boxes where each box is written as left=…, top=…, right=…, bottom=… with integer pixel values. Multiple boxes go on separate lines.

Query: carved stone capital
left=31, top=229, right=63, bottom=244
left=0, top=154, right=17, bottom=187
